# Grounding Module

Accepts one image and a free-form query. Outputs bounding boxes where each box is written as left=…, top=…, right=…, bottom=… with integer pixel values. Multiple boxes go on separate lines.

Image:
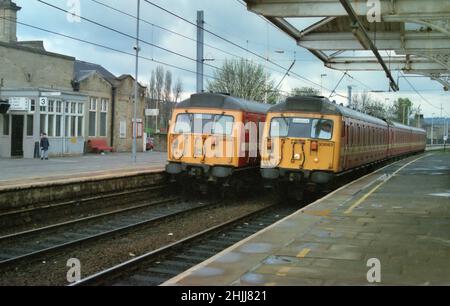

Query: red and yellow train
left=166, top=93, right=271, bottom=194
left=260, top=96, right=426, bottom=198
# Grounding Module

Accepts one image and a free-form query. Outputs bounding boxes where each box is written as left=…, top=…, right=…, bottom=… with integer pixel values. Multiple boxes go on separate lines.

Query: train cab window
left=270, top=117, right=333, bottom=140
left=210, top=115, right=234, bottom=135
left=174, top=113, right=234, bottom=135
left=270, top=117, right=305, bottom=138
left=174, top=114, right=192, bottom=133
left=311, top=119, right=333, bottom=140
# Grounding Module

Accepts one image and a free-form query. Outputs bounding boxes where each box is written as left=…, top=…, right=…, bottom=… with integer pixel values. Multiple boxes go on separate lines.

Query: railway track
left=72, top=204, right=299, bottom=286
left=0, top=185, right=169, bottom=233
left=0, top=197, right=223, bottom=268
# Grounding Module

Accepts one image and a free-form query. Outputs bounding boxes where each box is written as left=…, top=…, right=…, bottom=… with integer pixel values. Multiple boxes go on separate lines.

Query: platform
left=0, top=152, right=166, bottom=190
left=164, top=152, right=450, bottom=286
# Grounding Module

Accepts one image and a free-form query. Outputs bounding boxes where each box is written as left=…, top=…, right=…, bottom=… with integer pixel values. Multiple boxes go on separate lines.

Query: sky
left=13, top=0, right=450, bottom=118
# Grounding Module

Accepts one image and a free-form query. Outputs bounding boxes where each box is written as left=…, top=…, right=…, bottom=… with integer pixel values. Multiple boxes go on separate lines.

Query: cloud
left=12, top=0, right=450, bottom=117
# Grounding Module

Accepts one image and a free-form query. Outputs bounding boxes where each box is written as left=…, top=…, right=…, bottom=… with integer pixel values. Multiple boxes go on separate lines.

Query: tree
left=350, top=91, right=390, bottom=119
left=149, top=71, right=156, bottom=103
left=155, top=66, right=164, bottom=104
left=392, top=98, right=415, bottom=124
left=164, top=70, right=172, bottom=102
left=350, top=91, right=372, bottom=111
left=290, top=87, right=320, bottom=97
left=147, top=66, right=183, bottom=133
left=173, top=78, right=183, bottom=102
left=206, top=59, right=279, bottom=104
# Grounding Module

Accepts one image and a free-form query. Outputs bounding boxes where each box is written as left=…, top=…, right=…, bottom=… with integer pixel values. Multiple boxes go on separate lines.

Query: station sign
left=41, top=92, right=62, bottom=97
left=145, top=109, right=159, bottom=117
left=39, top=97, right=48, bottom=107
left=9, top=97, right=29, bottom=111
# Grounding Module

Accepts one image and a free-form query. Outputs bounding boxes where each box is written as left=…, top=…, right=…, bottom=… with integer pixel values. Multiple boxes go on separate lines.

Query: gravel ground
left=0, top=195, right=277, bottom=286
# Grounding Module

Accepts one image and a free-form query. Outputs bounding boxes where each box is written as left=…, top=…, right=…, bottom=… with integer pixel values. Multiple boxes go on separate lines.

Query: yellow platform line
left=276, top=267, right=291, bottom=277
left=296, top=248, right=311, bottom=258
left=344, top=155, right=426, bottom=215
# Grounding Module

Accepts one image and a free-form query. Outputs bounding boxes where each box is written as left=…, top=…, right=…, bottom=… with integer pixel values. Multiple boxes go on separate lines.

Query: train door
left=11, top=115, right=24, bottom=157
left=342, top=118, right=349, bottom=170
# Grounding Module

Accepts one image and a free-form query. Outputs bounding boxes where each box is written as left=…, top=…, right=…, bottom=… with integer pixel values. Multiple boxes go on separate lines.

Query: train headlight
left=314, top=158, right=320, bottom=163
left=294, top=154, right=301, bottom=160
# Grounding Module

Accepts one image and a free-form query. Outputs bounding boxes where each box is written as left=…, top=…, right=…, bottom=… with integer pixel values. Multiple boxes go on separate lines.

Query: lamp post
left=431, top=113, right=435, bottom=146
left=132, top=0, right=141, bottom=163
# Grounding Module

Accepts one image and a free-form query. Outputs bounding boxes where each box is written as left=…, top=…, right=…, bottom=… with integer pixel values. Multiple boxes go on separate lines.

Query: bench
left=87, top=139, right=113, bottom=154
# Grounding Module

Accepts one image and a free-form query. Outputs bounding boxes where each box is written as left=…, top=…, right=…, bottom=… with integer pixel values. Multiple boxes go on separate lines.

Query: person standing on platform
left=40, top=133, right=50, bottom=160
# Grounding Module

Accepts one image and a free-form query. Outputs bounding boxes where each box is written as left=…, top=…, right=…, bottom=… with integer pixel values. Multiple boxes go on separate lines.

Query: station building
left=0, top=0, right=146, bottom=158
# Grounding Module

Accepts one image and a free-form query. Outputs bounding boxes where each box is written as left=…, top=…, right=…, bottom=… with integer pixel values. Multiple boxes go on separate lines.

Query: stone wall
left=0, top=171, right=167, bottom=213
left=113, top=76, right=146, bottom=153
left=0, top=43, right=75, bottom=90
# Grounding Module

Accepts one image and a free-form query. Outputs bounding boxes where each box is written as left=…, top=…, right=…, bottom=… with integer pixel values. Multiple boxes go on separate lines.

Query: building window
left=65, top=115, right=70, bottom=137
left=3, top=114, right=9, bottom=136
left=100, top=113, right=107, bottom=137
left=101, top=99, right=108, bottom=112
left=55, top=115, right=62, bottom=137
left=90, top=98, right=97, bottom=111
left=89, top=98, right=97, bottom=137
left=30, top=99, right=36, bottom=112
left=71, top=116, right=76, bottom=137
left=65, top=102, right=70, bottom=114
left=40, top=114, right=47, bottom=134
left=89, top=112, right=96, bottom=137
left=100, top=98, right=108, bottom=137
left=71, top=102, right=76, bottom=114
left=78, top=103, right=84, bottom=114
left=56, top=101, right=62, bottom=113
left=48, top=115, right=54, bottom=137
left=77, top=116, right=83, bottom=136
left=27, top=115, right=34, bottom=136
left=48, top=100, right=55, bottom=113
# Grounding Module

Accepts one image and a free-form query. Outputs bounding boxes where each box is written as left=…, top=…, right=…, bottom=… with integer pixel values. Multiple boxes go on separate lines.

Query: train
left=260, top=96, right=427, bottom=199
left=166, top=93, right=271, bottom=195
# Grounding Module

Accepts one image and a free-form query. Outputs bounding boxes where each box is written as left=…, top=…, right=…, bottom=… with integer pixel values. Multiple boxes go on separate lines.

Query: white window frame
left=89, top=97, right=98, bottom=137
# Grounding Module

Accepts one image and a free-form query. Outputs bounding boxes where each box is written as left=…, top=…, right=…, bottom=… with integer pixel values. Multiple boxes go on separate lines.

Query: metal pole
left=431, top=116, right=434, bottom=146
left=445, top=117, right=448, bottom=151
left=196, top=11, right=204, bottom=93
left=132, top=0, right=140, bottom=163
left=320, top=74, right=327, bottom=96
left=347, top=86, right=352, bottom=107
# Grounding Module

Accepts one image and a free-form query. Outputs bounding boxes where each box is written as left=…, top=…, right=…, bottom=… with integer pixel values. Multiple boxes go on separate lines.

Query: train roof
left=175, top=93, right=271, bottom=114
left=269, top=96, right=426, bottom=133
left=269, top=96, right=388, bottom=126
left=388, top=121, right=426, bottom=134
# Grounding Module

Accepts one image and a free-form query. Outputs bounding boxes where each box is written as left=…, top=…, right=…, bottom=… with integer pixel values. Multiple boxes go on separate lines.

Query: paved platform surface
left=0, top=152, right=166, bottom=189
left=164, top=152, right=450, bottom=286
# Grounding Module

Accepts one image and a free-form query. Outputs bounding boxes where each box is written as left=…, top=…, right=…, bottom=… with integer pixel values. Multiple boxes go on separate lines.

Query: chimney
left=0, top=0, right=21, bottom=43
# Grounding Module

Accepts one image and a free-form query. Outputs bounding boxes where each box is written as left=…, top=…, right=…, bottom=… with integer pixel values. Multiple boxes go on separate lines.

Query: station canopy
left=244, top=0, right=450, bottom=91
